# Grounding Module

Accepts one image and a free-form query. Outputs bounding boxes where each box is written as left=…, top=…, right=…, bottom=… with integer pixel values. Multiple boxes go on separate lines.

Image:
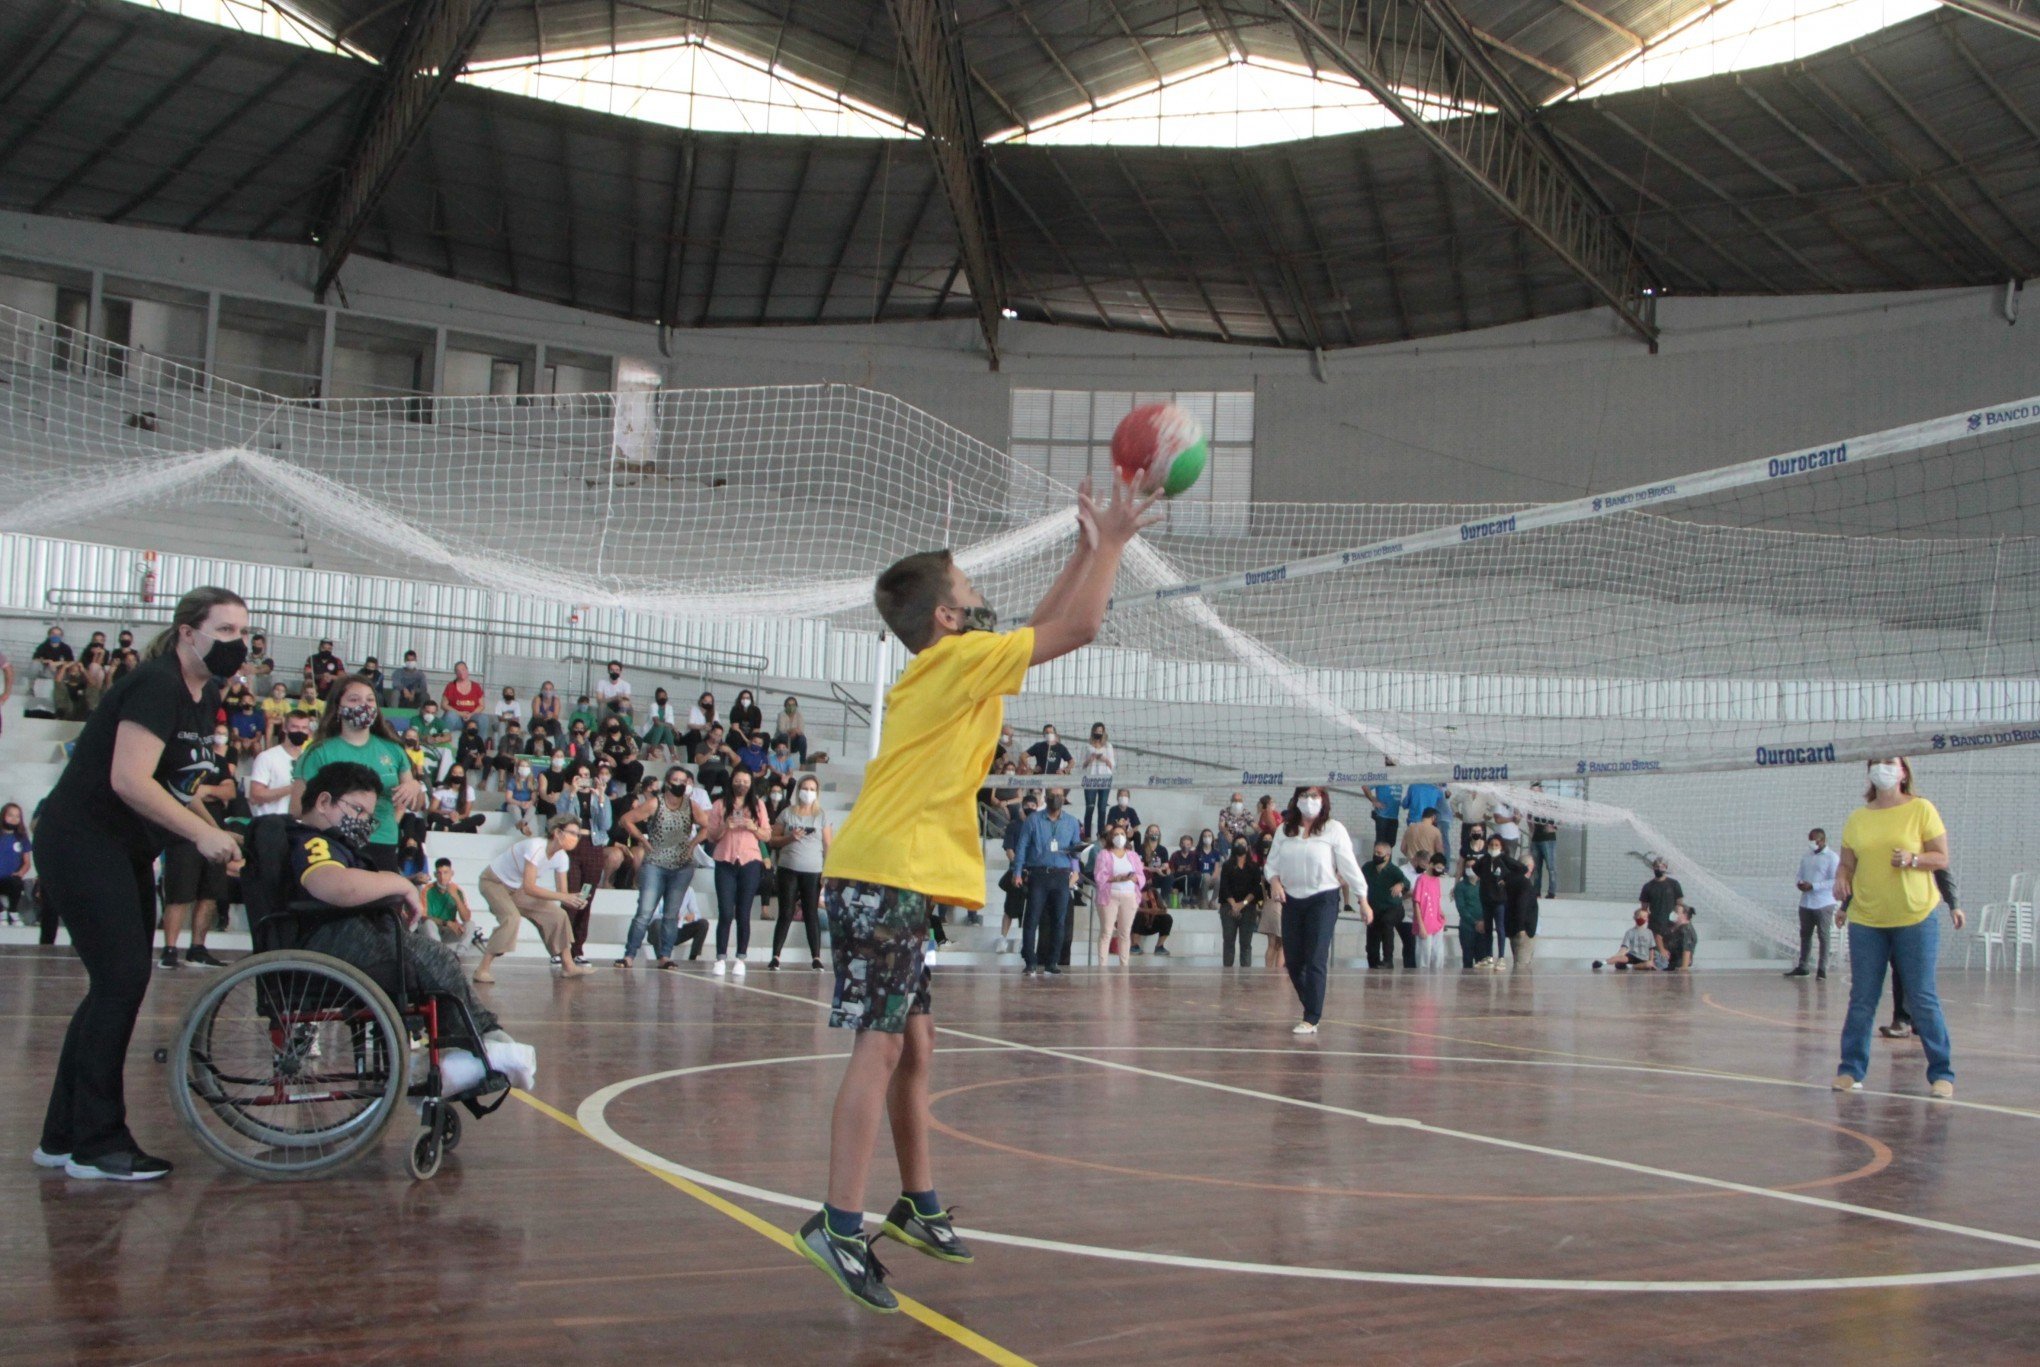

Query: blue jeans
left=1840, top=915, right=1953, bottom=1084
left=1082, top=788, right=1109, bottom=837
left=623, top=862, right=695, bottom=960
left=1022, top=870, right=1072, bottom=970
left=1532, top=839, right=1557, bottom=897
left=713, top=859, right=764, bottom=957
left=1281, top=889, right=1342, bottom=1024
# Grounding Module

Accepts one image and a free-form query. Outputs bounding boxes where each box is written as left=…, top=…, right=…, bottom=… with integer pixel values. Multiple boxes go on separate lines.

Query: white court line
left=580, top=974, right=2040, bottom=1291
left=578, top=1048, right=2040, bottom=1294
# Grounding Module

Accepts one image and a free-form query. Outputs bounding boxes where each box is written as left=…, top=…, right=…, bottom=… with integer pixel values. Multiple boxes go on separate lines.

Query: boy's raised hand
left=1076, top=473, right=1165, bottom=552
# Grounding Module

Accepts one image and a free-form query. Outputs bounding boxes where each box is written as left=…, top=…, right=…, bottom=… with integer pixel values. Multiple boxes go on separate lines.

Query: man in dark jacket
left=1362, top=842, right=1414, bottom=969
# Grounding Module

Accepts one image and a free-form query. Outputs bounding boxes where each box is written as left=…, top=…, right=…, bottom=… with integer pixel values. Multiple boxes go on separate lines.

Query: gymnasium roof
left=1, top=0, right=2036, bottom=350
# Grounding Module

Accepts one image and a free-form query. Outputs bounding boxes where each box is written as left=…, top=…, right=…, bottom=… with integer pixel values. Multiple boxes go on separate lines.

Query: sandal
left=656, top=959, right=677, bottom=970
left=472, top=970, right=495, bottom=984
left=614, top=958, right=632, bottom=968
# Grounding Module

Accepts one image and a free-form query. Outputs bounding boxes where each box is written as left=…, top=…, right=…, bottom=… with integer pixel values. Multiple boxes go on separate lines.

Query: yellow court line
left=509, top=1090, right=1036, bottom=1367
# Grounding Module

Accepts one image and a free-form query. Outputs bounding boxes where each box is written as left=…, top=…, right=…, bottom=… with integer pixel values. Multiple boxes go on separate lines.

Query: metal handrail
left=42, top=586, right=768, bottom=676
left=828, top=680, right=872, bottom=758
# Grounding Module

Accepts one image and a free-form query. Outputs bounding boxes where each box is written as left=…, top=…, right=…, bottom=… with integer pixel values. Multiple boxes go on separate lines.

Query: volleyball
left=1110, top=401, right=1208, bottom=497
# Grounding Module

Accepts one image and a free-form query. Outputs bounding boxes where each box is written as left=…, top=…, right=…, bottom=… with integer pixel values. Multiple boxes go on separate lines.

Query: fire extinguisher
left=139, top=549, right=158, bottom=606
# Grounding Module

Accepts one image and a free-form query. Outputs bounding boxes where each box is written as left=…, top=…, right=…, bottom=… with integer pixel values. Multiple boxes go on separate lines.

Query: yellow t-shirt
left=824, top=627, right=1034, bottom=909
left=1841, top=797, right=1947, bottom=929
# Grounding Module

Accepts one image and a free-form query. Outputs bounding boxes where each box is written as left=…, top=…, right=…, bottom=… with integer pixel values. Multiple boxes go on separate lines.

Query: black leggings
left=772, top=867, right=823, bottom=961
left=38, top=832, right=158, bottom=1162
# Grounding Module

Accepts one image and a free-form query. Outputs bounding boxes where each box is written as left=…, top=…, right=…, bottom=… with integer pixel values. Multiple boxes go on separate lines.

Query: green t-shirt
left=295, top=733, right=413, bottom=846
left=426, top=884, right=464, bottom=923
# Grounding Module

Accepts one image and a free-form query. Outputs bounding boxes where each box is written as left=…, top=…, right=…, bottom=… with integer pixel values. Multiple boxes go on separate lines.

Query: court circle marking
left=577, top=1046, right=2040, bottom=1293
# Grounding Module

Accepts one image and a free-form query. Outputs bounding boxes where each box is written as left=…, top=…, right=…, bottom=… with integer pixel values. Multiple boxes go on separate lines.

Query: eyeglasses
left=337, top=798, right=376, bottom=823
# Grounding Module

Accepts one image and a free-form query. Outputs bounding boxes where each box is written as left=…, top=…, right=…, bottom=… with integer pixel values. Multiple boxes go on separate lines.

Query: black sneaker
left=549, top=954, right=563, bottom=967
left=158, top=948, right=180, bottom=969
left=1044, top=965, right=1063, bottom=976
left=1784, top=967, right=1810, bottom=978
left=185, top=947, right=225, bottom=968
left=1592, top=960, right=1604, bottom=971
left=66, top=1150, right=172, bottom=1182
left=797, top=1210, right=897, bottom=1313
left=1817, top=970, right=1827, bottom=980
left=880, top=1198, right=974, bottom=1263
left=1153, top=946, right=1170, bottom=957
left=572, top=955, right=591, bottom=967
left=1130, top=943, right=1144, bottom=955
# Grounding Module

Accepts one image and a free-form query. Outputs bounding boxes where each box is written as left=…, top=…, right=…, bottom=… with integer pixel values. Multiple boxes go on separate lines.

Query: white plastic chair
left=2009, top=902, right=2038, bottom=974
left=1966, top=904, right=2008, bottom=970
left=2006, top=870, right=2034, bottom=916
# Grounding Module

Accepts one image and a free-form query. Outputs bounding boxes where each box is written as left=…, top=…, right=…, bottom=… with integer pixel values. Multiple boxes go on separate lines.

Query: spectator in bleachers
left=454, top=718, right=488, bottom=783
left=1458, top=818, right=1488, bottom=862
left=1256, top=794, right=1281, bottom=842
left=1090, top=820, right=1142, bottom=970
left=1218, top=791, right=1253, bottom=847
left=766, top=739, right=796, bottom=781
left=0, top=802, right=31, bottom=925
left=426, top=766, right=484, bottom=834
left=1216, top=840, right=1261, bottom=966
left=486, top=718, right=525, bottom=792
left=1106, top=787, right=1140, bottom=834
left=548, top=764, right=611, bottom=965
left=50, top=658, right=90, bottom=722
left=304, top=639, right=345, bottom=697
left=694, top=726, right=732, bottom=799
left=30, top=624, right=72, bottom=696
left=684, top=691, right=718, bottom=754
left=596, top=661, right=634, bottom=720
left=730, top=727, right=768, bottom=777
left=501, top=756, right=538, bottom=836
left=995, top=725, right=1016, bottom=770
left=223, top=679, right=264, bottom=760
left=561, top=717, right=593, bottom=766
left=1399, top=806, right=1445, bottom=868
left=424, top=857, right=476, bottom=948
left=295, top=675, right=426, bottom=874
left=530, top=680, right=562, bottom=740
left=599, top=717, right=645, bottom=791
left=1136, top=829, right=1169, bottom=927
left=726, top=689, right=763, bottom=748
left=1413, top=855, right=1448, bottom=968
left=535, top=752, right=570, bottom=818
left=607, top=779, right=656, bottom=889
left=1079, top=723, right=1115, bottom=837
left=475, top=814, right=594, bottom=981
left=239, top=632, right=272, bottom=690
left=1026, top=724, right=1072, bottom=776
left=259, top=681, right=293, bottom=742
left=110, top=647, right=141, bottom=690
left=78, top=643, right=112, bottom=713
left=1454, top=859, right=1486, bottom=969
left=1166, top=835, right=1201, bottom=906
left=774, top=696, right=808, bottom=762
left=359, top=656, right=387, bottom=705
left=569, top=693, right=603, bottom=734
left=247, top=711, right=312, bottom=819
left=704, top=768, right=770, bottom=975
left=616, top=765, right=704, bottom=967
left=1131, top=896, right=1174, bottom=957
left=441, top=661, right=485, bottom=730
left=159, top=728, right=239, bottom=970
left=1593, top=909, right=1659, bottom=971
left=642, top=687, right=679, bottom=753
left=1403, top=779, right=1447, bottom=853
left=292, top=679, right=323, bottom=723
left=768, top=774, right=830, bottom=970
left=993, top=793, right=1037, bottom=953
left=1194, top=830, right=1221, bottom=906
left=494, top=685, right=523, bottom=732
left=392, top=650, right=428, bottom=709
left=415, top=695, right=450, bottom=742
left=1528, top=783, right=1559, bottom=897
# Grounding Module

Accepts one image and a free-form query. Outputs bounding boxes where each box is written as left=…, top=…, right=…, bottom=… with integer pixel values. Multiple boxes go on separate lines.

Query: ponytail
left=144, top=585, right=247, bottom=660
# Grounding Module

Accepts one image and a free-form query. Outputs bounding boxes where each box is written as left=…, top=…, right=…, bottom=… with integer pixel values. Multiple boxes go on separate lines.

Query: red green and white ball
left=1110, top=402, right=1208, bottom=498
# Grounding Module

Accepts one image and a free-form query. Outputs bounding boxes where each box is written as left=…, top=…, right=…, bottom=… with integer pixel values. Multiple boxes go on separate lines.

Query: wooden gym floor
left=4, top=949, right=2038, bottom=1365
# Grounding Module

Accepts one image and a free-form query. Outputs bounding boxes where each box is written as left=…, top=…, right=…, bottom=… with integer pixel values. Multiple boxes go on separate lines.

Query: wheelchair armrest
left=282, top=895, right=412, bottom=926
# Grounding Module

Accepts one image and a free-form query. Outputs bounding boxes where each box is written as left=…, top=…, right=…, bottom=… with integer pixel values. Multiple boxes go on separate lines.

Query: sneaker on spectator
left=1129, top=944, right=1144, bottom=956
left=185, top=947, right=225, bottom=968
left=731, top=958, right=747, bottom=977
left=158, top=948, right=180, bottom=969
left=1154, top=946, right=1170, bottom=957
left=712, top=958, right=728, bottom=976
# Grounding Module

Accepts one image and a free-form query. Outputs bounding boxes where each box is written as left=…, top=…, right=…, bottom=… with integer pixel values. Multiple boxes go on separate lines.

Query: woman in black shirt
left=36, top=586, right=249, bottom=1182
left=726, top=690, right=764, bottom=748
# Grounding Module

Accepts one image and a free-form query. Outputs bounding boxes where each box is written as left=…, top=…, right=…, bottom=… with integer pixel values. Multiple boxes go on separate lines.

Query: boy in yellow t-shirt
left=796, top=474, right=1161, bottom=1313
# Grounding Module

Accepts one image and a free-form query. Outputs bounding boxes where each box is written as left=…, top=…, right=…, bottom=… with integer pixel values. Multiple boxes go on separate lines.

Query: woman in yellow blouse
left=1831, top=756, right=1961, bottom=1098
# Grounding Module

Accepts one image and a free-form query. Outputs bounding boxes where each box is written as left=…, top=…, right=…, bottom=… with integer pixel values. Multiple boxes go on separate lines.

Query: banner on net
left=979, top=720, right=2040, bottom=791
left=1119, top=395, right=2040, bottom=606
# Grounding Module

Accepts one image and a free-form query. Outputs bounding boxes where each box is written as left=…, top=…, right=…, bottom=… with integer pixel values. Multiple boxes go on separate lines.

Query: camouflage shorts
left=825, top=878, right=934, bottom=1033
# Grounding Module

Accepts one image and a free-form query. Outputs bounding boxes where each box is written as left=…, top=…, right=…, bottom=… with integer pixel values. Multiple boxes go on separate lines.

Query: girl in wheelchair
left=288, top=763, right=534, bottom=1091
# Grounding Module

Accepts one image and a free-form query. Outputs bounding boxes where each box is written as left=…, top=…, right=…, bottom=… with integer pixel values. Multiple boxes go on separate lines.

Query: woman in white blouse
left=1264, top=786, right=1369, bottom=1035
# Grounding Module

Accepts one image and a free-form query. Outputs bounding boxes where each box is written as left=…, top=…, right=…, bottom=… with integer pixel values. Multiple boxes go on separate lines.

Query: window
left=1010, top=389, right=1252, bottom=536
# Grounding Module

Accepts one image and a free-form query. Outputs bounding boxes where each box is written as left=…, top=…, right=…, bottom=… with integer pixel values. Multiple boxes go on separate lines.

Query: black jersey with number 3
left=284, top=821, right=363, bottom=901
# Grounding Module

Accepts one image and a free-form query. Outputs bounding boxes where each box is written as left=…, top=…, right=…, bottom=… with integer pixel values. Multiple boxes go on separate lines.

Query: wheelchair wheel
left=408, top=1127, right=442, bottom=1180
left=440, top=1106, right=462, bottom=1153
left=170, top=950, right=410, bottom=1181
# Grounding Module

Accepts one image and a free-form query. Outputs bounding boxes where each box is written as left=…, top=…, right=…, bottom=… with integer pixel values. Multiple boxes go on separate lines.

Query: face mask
left=201, top=635, right=249, bottom=680
left=610, top=671, right=622, bottom=680
left=338, top=701, right=378, bottom=729
left=1298, top=797, right=1323, bottom=819
left=666, top=781, right=688, bottom=796
left=1808, top=840, right=1821, bottom=852
left=211, top=735, right=228, bottom=749
left=422, top=710, right=437, bottom=722
left=1231, top=801, right=1244, bottom=813
left=551, top=757, right=566, bottom=771
left=1111, top=834, right=1127, bottom=849
left=1046, top=796, right=1063, bottom=811
left=799, top=788, right=817, bottom=803
left=334, top=809, right=376, bottom=848
left=1868, top=762, right=1903, bottom=791
left=952, top=603, right=998, bottom=634
left=1044, top=732, right=1057, bottom=744
left=516, top=764, right=530, bottom=776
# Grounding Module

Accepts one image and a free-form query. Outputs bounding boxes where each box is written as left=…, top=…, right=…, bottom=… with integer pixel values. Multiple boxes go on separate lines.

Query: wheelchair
left=166, top=817, right=509, bottom=1181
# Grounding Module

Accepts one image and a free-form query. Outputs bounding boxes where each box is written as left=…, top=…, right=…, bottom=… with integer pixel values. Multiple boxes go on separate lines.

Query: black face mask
left=201, top=635, right=249, bottom=680
left=285, top=730, right=311, bottom=746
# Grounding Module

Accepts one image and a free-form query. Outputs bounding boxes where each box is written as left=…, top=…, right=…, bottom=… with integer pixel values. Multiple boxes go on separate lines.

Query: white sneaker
left=1292, top=1021, right=1319, bottom=1035
left=711, top=958, right=728, bottom=976
left=925, top=948, right=940, bottom=967
left=730, top=958, right=747, bottom=977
